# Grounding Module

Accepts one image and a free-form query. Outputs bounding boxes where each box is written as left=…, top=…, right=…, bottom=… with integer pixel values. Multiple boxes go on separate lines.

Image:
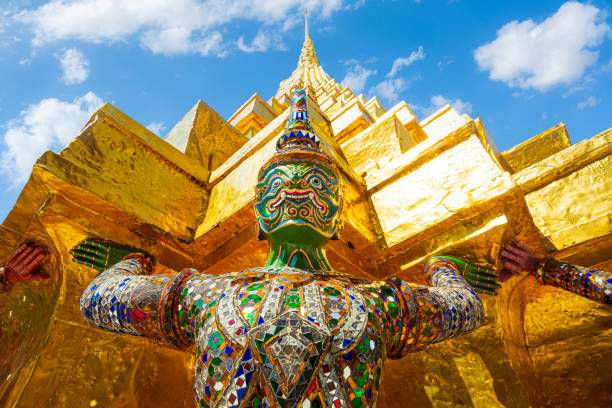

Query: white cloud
left=437, top=56, right=452, bottom=71
left=364, top=46, right=423, bottom=104
left=57, top=47, right=89, bottom=84
left=416, top=95, right=473, bottom=117
left=430, top=95, right=472, bottom=115
left=14, top=0, right=347, bottom=56
left=141, top=28, right=225, bottom=57
left=237, top=29, right=284, bottom=53
left=1, top=91, right=103, bottom=187
left=577, top=95, right=600, bottom=110
left=0, top=11, right=7, bottom=34
left=343, top=0, right=366, bottom=11
left=603, top=55, right=612, bottom=71
left=387, top=46, right=425, bottom=77
left=146, top=121, right=165, bottom=135
left=341, top=60, right=376, bottom=93
left=368, top=78, right=406, bottom=105
left=474, top=2, right=611, bottom=91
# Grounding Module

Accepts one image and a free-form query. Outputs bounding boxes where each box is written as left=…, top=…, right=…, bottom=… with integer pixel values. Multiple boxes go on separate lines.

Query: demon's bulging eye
left=309, top=175, right=324, bottom=189
left=271, top=178, right=283, bottom=189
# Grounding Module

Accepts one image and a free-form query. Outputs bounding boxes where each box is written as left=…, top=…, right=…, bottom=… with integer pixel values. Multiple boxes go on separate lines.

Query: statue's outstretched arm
left=74, top=239, right=222, bottom=347
left=502, top=242, right=611, bottom=305
left=537, top=259, right=611, bottom=304
left=385, top=257, right=491, bottom=359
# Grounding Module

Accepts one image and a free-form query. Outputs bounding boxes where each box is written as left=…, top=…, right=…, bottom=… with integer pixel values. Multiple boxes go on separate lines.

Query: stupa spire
left=305, top=9, right=309, bottom=41
left=275, top=10, right=333, bottom=99
left=298, top=10, right=318, bottom=67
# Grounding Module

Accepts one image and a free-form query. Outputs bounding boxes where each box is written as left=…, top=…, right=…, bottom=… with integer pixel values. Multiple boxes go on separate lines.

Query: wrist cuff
left=0, top=267, right=11, bottom=293
left=119, top=253, right=154, bottom=274
left=535, top=258, right=558, bottom=284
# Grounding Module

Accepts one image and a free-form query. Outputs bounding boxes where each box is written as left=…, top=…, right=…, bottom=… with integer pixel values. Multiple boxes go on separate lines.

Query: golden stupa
left=1, top=13, right=610, bottom=408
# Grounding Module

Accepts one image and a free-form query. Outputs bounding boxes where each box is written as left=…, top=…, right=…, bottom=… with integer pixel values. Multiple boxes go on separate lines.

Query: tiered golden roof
left=0, top=15, right=610, bottom=408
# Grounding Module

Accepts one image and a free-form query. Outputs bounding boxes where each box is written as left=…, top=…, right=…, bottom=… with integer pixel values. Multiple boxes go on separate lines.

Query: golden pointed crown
left=259, top=88, right=337, bottom=178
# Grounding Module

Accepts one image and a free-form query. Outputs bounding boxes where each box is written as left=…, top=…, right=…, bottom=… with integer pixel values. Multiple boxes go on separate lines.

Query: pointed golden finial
left=305, top=9, right=309, bottom=41
left=298, top=9, right=317, bottom=67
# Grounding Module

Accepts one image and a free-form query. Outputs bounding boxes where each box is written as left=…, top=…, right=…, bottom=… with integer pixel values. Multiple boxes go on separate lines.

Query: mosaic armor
left=77, top=89, right=490, bottom=407
left=81, top=256, right=483, bottom=407
left=535, top=258, right=612, bottom=304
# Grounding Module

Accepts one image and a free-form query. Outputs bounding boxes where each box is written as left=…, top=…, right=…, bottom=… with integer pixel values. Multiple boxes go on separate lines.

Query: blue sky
left=1, top=0, right=611, bottom=223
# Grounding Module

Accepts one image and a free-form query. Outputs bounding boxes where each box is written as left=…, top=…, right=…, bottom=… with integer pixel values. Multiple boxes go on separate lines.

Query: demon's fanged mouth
left=268, top=189, right=325, bottom=211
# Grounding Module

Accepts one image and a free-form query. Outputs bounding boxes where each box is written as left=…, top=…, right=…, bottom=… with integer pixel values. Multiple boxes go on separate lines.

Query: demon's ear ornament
left=331, top=217, right=344, bottom=240
left=257, top=223, right=266, bottom=241
left=254, top=184, right=266, bottom=241
left=330, top=186, right=344, bottom=241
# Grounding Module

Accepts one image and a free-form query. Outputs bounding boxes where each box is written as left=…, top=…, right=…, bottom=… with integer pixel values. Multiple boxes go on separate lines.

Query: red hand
left=500, top=241, right=541, bottom=282
left=3, top=244, right=49, bottom=285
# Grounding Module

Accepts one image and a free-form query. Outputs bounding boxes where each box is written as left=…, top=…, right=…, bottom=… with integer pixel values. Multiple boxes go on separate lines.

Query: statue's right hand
left=500, top=242, right=540, bottom=278
left=70, top=239, right=154, bottom=272
left=3, top=243, right=49, bottom=285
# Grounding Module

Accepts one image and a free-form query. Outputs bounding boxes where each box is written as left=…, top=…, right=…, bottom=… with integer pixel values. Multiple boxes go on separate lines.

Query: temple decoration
left=0, top=11, right=610, bottom=408
left=75, top=90, right=491, bottom=407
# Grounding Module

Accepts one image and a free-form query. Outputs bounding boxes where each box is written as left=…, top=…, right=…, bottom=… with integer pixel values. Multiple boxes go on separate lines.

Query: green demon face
left=256, top=160, right=343, bottom=242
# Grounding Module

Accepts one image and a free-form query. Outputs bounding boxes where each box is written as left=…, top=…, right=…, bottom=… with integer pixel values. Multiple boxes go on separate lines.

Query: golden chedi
left=1, top=13, right=611, bottom=408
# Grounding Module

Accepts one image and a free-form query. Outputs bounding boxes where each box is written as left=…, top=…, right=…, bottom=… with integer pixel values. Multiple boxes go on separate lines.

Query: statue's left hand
left=70, top=238, right=154, bottom=272
left=434, top=256, right=500, bottom=295
left=2, top=243, right=49, bottom=285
